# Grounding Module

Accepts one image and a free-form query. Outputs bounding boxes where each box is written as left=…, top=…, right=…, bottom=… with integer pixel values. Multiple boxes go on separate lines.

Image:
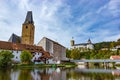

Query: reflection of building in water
left=39, top=73, right=50, bottom=80
left=30, top=68, right=66, bottom=80
left=51, top=68, right=66, bottom=80
left=11, top=70, right=20, bottom=80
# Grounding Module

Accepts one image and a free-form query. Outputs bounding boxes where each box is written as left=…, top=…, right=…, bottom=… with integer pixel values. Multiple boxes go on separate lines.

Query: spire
left=24, top=11, right=34, bottom=24
left=88, top=38, right=92, bottom=44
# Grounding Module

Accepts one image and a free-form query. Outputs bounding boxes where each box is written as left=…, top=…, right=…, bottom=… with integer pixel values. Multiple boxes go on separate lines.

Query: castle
left=70, top=38, right=94, bottom=51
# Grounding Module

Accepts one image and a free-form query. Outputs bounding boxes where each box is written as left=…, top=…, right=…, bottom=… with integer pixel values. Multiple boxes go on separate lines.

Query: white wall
left=12, top=50, right=21, bottom=62
left=32, top=52, right=42, bottom=62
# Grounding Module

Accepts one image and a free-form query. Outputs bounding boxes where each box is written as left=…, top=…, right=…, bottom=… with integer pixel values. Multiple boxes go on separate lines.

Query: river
left=0, top=65, right=120, bottom=80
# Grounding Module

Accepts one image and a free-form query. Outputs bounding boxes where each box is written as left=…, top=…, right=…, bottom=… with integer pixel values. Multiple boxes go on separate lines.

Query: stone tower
left=21, top=11, right=35, bottom=45
left=70, top=37, right=74, bottom=46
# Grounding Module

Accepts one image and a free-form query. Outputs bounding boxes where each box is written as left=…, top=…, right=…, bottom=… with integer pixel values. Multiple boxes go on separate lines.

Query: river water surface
left=0, top=65, right=120, bottom=80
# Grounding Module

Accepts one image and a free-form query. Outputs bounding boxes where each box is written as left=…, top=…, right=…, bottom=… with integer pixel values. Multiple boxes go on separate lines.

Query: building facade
left=21, top=11, right=35, bottom=45
left=37, top=37, right=66, bottom=64
left=0, top=41, right=51, bottom=63
left=70, top=39, right=94, bottom=51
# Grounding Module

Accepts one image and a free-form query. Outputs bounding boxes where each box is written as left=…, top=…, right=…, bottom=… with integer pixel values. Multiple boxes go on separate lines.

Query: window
left=26, top=26, right=28, bottom=29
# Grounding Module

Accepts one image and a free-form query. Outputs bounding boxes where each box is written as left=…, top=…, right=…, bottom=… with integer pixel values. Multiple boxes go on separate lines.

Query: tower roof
left=87, top=38, right=92, bottom=44
left=24, top=11, right=34, bottom=24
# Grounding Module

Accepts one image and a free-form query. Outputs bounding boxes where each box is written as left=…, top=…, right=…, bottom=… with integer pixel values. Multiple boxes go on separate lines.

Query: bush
left=20, top=50, right=32, bottom=64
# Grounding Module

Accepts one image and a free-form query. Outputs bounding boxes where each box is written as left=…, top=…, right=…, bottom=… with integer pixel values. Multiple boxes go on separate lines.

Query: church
left=0, top=11, right=66, bottom=64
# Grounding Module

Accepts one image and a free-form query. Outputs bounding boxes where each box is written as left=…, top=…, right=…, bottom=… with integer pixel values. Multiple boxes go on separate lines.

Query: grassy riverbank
left=13, top=62, right=77, bottom=68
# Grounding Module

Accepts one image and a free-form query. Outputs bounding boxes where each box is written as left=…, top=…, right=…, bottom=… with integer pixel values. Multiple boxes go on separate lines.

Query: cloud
left=0, top=0, right=120, bottom=48
left=97, top=0, right=120, bottom=17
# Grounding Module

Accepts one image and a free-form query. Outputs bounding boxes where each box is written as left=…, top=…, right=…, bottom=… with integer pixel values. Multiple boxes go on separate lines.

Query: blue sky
left=0, top=0, right=120, bottom=48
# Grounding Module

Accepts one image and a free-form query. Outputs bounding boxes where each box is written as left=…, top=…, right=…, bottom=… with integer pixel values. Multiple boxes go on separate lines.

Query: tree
left=0, top=51, right=14, bottom=68
left=117, top=38, right=120, bottom=42
left=20, top=50, right=32, bottom=64
left=70, top=49, right=80, bottom=59
left=66, top=49, right=71, bottom=58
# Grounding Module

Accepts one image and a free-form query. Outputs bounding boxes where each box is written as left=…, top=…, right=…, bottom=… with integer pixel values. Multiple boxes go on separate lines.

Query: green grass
left=12, top=62, right=77, bottom=68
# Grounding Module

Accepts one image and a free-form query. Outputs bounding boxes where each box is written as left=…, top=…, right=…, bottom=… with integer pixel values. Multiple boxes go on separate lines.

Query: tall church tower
left=21, top=11, right=35, bottom=45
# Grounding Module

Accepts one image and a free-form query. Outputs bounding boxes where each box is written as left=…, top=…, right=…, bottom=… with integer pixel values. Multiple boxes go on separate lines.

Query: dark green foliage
left=94, top=42, right=111, bottom=50
left=0, top=51, right=14, bottom=68
left=94, top=41, right=120, bottom=50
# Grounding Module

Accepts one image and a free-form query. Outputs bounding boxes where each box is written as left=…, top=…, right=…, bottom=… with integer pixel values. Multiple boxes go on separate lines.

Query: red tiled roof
left=0, top=41, right=52, bottom=58
left=0, top=41, right=43, bottom=53
left=110, top=56, right=120, bottom=60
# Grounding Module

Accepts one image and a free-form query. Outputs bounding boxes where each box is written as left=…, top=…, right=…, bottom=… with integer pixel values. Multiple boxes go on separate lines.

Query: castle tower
left=21, top=11, right=35, bottom=45
left=70, top=37, right=75, bottom=46
left=87, top=38, right=92, bottom=44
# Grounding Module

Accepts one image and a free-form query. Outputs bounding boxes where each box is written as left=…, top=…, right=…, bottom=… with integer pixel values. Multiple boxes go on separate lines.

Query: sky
left=0, top=0, right=120, bottom=48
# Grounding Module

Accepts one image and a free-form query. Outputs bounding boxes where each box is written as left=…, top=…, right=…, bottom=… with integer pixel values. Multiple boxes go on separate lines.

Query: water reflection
left=0, top=66, right=120, bottom=80
left=0, top=69, right=11, bottom=80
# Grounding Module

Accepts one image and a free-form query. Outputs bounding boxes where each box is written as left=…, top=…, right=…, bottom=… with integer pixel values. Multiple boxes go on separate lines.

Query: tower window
left=26, top=26, right=28, bottom=29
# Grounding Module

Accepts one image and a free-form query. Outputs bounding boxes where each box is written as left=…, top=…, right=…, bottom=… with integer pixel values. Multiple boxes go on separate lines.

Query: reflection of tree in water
left=18, top=69, right=33, bottom=80
left=67, top=71, right=120, bottom=80
left=0, top=69, right=11, bottom=80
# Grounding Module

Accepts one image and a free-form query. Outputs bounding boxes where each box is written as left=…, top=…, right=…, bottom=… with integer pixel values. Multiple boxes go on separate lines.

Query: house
left=37, top=37, right=66, bottom=64
left=0, top=41, right=51, bottom=63
left=110, top=56, right=120, bottom=60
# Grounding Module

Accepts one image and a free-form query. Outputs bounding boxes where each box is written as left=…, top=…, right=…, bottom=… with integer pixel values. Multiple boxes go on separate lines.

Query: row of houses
left=0, top=41, right=52, bottom=63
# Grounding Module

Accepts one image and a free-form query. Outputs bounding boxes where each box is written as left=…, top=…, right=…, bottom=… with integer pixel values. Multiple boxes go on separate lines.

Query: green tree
left=110, top=42, right=115, bottom=48
left=20, top=50, right=32, bottom=64
left=70, top=49, right=80, bottom=59
left=0, top=51, right=14, bottom=68
left=66, top=49, right=71, bottom=58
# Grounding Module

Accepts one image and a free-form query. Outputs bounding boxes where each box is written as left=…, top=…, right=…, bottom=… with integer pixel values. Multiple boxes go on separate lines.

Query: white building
left=37, top=37, right=66, bottom=64
left=70, top=39, right=94, bottom=51
left=0, top=41, right=51, bottom=63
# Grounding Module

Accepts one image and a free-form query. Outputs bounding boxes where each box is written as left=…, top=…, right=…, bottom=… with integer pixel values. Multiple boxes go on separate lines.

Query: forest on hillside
left=66, top=38, right=120, bottom=59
